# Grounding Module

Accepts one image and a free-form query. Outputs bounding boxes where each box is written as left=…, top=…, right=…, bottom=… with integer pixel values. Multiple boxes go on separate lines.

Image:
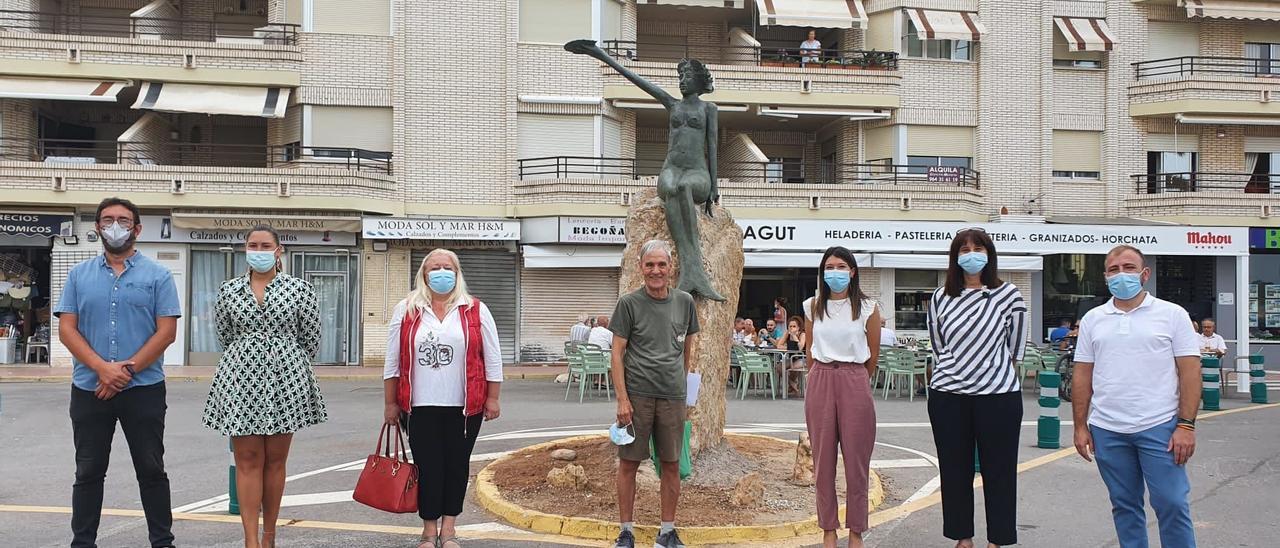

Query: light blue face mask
left=823, top=269, right=851, bottom=293
left=1106, top=272, right=1144, bottom=300
left=245, top=250, right=277, bottom=273
left=609, top=422, right=635, bottom=446
left=428, top=269, right=456, bottom=294
left=958, top=251, right=988, bottom=275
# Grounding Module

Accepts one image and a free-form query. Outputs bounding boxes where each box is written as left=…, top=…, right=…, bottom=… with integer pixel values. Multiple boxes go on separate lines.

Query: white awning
left=754, top=0, right=868, bottom=29
left=1182, top=0, right=1280, bottom=21
left=1053, top=17, right=1118, bottom=52
left=641, top=0, right=743, bottom=7
left=0, top=77, right=129, bottom=102
left=131, top=82, right=290, bottom=118
left=906, top=8, right=987, bottom=41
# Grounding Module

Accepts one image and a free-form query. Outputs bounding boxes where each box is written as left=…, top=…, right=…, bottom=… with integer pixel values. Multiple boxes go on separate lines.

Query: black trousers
left=927, top=390, right=1022, bottom=545
left=69, top=383, right=173, bottom=548
left=407, top=406, right=483, bottom=521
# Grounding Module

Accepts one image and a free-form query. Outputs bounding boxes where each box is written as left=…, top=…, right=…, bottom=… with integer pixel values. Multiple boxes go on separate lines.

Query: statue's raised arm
left=565, top=40, right=677, bottom=109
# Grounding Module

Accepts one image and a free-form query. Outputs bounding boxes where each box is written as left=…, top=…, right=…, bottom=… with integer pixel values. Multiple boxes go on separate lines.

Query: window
left=904, top=20, right=972, bottom=61
left=1245, top=152, right=1278, bottom=193
left=1052, top=30, right=1103, bottom=69
left=1145, top=151, right=1198, bottom=192
left=520, top=0, right=592, bottom=43
left=906, top=155, right=971, bottom=175
left=766, top=157, right=803, bottom=183
left=1053, top=59, right=1102, bottom=69
left=895, top=269, right=942, bottom=331
left=1246, top=42, right=1280, bottom=75
left=1053, top=171, right=1101, bottom=179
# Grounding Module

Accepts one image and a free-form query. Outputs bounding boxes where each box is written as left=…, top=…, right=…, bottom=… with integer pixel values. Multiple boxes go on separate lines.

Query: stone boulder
left=547, top=464, right=588, bottom=490
left=617, top=187, right=744, bottom=457
left=551, top=448, right=578, bottom=462
left=730, top=472, right=764, bottom=508
left=792, top=432, right=814, bottom=486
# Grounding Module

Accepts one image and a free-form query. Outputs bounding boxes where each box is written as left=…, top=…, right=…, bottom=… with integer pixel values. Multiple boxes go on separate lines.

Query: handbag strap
left=393, top=423, right=410, bottom=462
left=375, top=423, right=392, bottom=459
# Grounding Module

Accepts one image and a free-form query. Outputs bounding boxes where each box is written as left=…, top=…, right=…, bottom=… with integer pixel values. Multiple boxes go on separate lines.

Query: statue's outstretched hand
left=565, top=39, right=602, bottom=56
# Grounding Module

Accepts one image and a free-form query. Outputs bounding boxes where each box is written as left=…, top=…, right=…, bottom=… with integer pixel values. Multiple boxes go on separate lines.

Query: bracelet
left=122, top=364, right=135, bottom=376
left=1177, top=417, right=1196, bottom=427
left=1176, top=423, right=1196, bottom=432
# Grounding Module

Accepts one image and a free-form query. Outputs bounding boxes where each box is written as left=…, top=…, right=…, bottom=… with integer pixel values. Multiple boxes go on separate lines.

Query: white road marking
left=870, top=458, right=933, bottom=469
left=904, top=476, right=943, bottom=505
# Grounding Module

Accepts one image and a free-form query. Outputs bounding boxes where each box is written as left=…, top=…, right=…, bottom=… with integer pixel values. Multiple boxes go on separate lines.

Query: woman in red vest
left=382, top=249, right=503, bottom=548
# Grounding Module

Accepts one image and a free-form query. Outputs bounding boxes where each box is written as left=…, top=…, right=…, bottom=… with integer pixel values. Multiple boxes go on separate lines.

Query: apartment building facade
left=0, top=1, right=1276, bottom=372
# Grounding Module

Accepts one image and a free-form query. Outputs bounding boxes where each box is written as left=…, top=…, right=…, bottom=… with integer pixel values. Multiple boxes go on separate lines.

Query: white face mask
left=100, top=222, right=134, bottom=252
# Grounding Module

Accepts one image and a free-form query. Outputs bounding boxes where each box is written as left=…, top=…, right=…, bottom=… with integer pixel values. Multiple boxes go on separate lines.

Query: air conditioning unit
left=170, top=179, right=185, bottom=194
left=67, top=48, right=81, bottom=63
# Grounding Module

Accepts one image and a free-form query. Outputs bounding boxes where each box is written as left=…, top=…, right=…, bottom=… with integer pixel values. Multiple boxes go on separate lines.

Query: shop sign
left=0, top=212, right=72, bottom=237
left=362, top=218, right=521, bottom=241
left=927, top=166, right=961, bottom=183
left=171, top=213, right=361, bottom=233
left=384, top=239, right=517, bottom=252
left=137, top=215, right=356, bottom=246
left=1249, top=227, right=1280, bottom=249
left=560, top=217, right=626, bottom=244
left=738, top=220, right=1249, bottom=256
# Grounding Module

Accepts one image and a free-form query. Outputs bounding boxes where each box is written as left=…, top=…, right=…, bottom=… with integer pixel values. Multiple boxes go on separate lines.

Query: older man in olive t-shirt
left=608, top=240, right=699, bottom=548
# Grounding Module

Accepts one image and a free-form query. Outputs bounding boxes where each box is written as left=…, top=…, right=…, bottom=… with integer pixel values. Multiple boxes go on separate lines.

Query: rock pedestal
left=792, top=432, right=814, bottom=486
left=618, top=188, right=744, bottom=457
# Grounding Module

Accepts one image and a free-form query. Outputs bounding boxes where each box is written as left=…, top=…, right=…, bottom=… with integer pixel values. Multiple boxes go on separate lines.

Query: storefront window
left=1156, top=256, right=1215, bottom=321
left=1042, top=254, right=1109, bottom=340
left=1249, top=253, right=1280, bottom=341
left=895, top=269, right=941, bottom=331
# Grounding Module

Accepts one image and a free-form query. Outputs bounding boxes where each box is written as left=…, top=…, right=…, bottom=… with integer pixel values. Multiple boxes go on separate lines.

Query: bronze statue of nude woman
left=566, top=39, right=727, bottom=302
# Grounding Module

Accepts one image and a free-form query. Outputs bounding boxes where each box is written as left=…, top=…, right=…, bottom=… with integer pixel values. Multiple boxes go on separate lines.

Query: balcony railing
left=1133, top=56, right=1280, bottom=79
left=0, top=138, right=391, bottom=174
left=0, top=10, right=298, bottom=45
left=518, top=156, right=979, bottom=188
left=601, top=40, right=898, bottom=70
left=1132, top=172, right=1279, bottom=194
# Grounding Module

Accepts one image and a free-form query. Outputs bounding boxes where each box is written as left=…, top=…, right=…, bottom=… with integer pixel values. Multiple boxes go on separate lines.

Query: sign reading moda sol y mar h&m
left=137, top=215, right=356, bottom=246
left=737, top=220, right=1249, bottom=256
left=362, top=218, right=521, bottom=241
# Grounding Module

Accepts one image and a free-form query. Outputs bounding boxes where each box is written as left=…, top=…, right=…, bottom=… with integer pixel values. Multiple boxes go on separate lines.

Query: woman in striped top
left=926, top=228, right=1027, bottom=548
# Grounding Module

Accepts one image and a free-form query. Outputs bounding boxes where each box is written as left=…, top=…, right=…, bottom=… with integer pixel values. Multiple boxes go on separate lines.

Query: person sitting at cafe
left=760, top=319, right=780, bottom=347
left=741, top=319, right=761, bottom=347
left=800, top=30, right=822, bottom=65
left=733, top=317, right=746, bottom=345
left=1198, top=318, right=1227, bottom=358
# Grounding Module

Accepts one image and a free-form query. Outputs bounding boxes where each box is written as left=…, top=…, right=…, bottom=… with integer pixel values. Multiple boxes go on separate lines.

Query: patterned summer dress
left=203, top=273, right=328, bottom=436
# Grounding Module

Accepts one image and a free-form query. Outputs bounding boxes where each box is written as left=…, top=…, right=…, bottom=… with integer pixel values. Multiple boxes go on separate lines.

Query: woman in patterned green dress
left=202, top=226, right=328, bottom=548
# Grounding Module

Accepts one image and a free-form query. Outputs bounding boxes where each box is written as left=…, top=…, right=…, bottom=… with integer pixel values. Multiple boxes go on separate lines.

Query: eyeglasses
left=958, top=226, right=987, bottom=234
left=97, top=217, right=135, bottom=229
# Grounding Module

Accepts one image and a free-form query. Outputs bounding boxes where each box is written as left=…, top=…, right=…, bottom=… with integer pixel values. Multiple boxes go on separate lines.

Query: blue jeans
left=1090, top=418, right=1196, bottom=548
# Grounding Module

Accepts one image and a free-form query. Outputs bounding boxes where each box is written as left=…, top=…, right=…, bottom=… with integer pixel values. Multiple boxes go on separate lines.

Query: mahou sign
left=738, top=220, right=1249, bottom=256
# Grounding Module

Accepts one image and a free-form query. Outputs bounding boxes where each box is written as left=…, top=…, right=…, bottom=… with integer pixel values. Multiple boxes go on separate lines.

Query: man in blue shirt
left=55, top=197, right=181, bottom=548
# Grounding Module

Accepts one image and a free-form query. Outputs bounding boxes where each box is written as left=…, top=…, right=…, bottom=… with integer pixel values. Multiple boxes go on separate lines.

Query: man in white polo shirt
left=1198, top=318, right=1227, bottom=359
left=1072, top=245, right=1201, bottom=548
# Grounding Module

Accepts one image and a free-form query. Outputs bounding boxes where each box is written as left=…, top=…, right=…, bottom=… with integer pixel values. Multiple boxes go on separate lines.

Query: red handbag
left=353, top=424, right=419, bottom=513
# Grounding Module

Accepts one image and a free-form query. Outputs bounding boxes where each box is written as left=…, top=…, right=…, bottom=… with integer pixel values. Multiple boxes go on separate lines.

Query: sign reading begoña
left=137, top=215, right=356, bottom=246
left=738, top=220, right=1249, bottom=256
left=560, top=217, right=626, bottom=244
left=927, top=166, right=962, bottom=183
left=363, top=217, right=521, bottom=241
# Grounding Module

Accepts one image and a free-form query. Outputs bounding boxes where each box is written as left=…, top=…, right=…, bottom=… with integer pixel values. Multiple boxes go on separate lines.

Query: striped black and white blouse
left=927, top=282, right=1028, bottom=395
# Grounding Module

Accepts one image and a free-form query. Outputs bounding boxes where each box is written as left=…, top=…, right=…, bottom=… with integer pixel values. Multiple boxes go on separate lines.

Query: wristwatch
left=1177, top=417, right=1196, bottom=426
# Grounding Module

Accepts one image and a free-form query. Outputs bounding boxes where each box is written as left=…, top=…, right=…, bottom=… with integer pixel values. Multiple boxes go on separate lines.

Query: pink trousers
left=804, top=361, right=877, bottom=532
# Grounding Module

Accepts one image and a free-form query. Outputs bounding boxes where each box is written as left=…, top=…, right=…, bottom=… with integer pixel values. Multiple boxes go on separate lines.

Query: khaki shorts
left=619, top=396, right=685, bottom=463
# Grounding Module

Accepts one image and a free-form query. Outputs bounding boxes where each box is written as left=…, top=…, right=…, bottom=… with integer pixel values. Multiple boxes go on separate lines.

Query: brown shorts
left=619, top=396, right=685, bottom=463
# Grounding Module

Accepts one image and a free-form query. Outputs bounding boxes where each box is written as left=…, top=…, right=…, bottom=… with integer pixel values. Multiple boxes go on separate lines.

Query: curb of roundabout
left=475, top=433, right=886, bottom=545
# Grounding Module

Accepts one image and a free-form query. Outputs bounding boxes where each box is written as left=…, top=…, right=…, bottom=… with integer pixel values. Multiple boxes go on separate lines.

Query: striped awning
left=0, top=77, right=129, bottom=102
left=1053, top=17, right=1117, bottom=52
left=640, top=0, right=742, bottom=7
left=1182, top=0, right=1280, bottom=21
left=906, top=8, right=987, bottom=41
left=131, top=82, right=290, bottom=118
left=754, top=0, right=869, bottom=29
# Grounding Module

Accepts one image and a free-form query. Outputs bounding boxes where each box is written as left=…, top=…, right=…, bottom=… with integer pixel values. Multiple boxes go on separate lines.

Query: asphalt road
left=1, top=378, right=1277, bottom=547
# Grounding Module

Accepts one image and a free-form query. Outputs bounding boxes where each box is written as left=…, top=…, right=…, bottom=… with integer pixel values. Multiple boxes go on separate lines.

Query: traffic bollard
left=1037, top=371, right=1062, bottom=449
left=974, top=446, right=980, bottom=473
left=1201, top=356, right=1221, bottom=411
left=1251, top=354, right=1268, bottom=404
left=228, top=438, right=240, bottom=515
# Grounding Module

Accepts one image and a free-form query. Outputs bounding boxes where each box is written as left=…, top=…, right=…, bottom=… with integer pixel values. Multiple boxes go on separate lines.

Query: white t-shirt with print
left=383, top=299, right=504, bottom=407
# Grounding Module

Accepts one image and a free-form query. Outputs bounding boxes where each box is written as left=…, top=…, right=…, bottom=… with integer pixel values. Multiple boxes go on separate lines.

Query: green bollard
left=1201, top=356, right=1221, bottom=411
left=1250, top=354, right=1268, bottom=404
left=228, top=438, right=240, bottom=515
left=1038, top=371, right=1062, bottom=449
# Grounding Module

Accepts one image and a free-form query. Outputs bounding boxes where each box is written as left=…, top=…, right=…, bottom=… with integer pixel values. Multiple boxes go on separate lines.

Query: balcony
left=0, top=6, right=301, bottom=85
left=1130, top=57, right=1280, bottom=119
left=1126, top=171, right=1280, bottom=220
left=513, top=156, right=985, bottom=216
left=2, top=138, right=390, bottom=174
left=603, top=40, right=898, bottom=71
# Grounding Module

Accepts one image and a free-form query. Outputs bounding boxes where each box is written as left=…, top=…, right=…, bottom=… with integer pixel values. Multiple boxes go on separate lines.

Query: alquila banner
left=737, top=220, right=1249, bottom=256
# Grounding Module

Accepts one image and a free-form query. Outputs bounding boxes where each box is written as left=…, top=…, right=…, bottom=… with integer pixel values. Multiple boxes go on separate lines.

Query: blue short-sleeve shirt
left=54, top=251, right=182, bottom=391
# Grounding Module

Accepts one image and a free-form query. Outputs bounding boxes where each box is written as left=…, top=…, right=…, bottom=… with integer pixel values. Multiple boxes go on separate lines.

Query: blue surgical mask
left=609, top=422, right=635, bottom=446
left=428, top=269, right=456, bottom=294
left=245, top=250, right=277, bottom=273
left=1106, top=272, right=1144, bottom=300
left=823, top=270, right=851, bottom=293
left=958, top=252, right=988, bottom=275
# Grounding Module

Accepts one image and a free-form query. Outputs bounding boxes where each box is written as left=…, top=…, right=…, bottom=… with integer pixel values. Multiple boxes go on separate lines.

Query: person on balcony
left=800, top=30, right=822, bottom=65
